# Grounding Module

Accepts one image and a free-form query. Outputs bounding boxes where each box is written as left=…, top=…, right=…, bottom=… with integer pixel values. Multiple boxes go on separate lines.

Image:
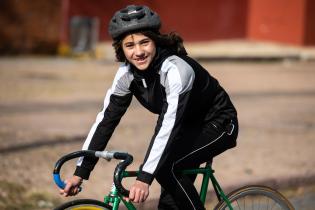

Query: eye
left=124, top=43, right=134, bottom=48
left=140, top=39, right=150, bottom=46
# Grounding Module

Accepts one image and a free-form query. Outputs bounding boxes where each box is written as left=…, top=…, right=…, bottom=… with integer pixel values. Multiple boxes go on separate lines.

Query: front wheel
left=54, top=199, right=112, bottom=210
left=214, top=185, right=294, bottom=210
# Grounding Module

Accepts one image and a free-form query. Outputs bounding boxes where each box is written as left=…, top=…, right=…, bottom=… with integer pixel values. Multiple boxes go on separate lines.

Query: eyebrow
left=123, top=38, right=151, bottom=46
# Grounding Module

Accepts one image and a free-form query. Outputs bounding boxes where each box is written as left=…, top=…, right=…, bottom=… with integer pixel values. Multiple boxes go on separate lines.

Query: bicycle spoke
left=244, top=196, right=247, bottom=210
left=270, top=201, right=278, bottom=210
left=221, top=194, right=291, bottom=210
left=252, top=197, right=254, bottom=210
left=236, top=198, right=241, bottom=209
left=267, top=197, right=273, bottom=210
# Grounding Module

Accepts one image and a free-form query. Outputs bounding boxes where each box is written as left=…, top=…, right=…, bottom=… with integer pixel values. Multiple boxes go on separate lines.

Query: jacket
left=74, top=48, right=237, bottom=184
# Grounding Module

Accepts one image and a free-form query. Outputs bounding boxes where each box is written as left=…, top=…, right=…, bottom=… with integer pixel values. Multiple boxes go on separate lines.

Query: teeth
left=136, top=56, right=147, bottom=61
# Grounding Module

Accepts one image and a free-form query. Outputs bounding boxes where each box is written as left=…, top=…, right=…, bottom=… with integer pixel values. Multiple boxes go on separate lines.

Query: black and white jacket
left=74, top=48, right=237, bottom=184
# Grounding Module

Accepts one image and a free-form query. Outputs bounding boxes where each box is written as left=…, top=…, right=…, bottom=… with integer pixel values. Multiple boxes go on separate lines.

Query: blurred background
left=0, top=0, right=315, bottom=209
left=1, top=0, right=315, bottom=56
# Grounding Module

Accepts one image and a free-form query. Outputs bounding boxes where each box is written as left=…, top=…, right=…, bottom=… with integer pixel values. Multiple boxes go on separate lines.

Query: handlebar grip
left=53, top=173, right=66, bottom=189
left=53, top=150, right=96, bottom=189
left=53, top=173, right=82, bottom=192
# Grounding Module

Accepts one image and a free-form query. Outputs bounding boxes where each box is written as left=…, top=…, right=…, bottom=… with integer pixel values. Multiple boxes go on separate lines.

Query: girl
left=60, top=5, right=238, bottom=210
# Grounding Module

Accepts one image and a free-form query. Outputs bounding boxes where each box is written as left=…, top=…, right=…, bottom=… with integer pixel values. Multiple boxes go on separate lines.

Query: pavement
left=95, top=39, right=315, bottom=62
left=186, top=40, right=315, bottom=61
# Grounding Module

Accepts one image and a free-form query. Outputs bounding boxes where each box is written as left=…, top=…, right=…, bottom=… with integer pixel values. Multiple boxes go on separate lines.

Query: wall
left=0, top=0, right=61, bottom=54
left=1, top=0, right=314, bottom=54
left=150, top=0, right=248, bottom=41
left=247, top=0, right=306, bottom=45
left=60, top=0, right=248, bottom=43
left=305, top=0, right=315, bottom=45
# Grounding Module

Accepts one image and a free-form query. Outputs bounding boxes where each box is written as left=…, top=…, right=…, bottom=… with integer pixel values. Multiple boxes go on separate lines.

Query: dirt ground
left=0, top=57, right=315, bottom=209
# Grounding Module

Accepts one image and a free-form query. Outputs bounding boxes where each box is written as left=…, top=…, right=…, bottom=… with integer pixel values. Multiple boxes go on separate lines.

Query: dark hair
left=112, top=30, right=187, bottom=63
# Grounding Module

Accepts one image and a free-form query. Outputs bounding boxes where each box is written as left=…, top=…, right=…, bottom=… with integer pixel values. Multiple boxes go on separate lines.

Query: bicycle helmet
left=108, top=5, right=161, bottom=39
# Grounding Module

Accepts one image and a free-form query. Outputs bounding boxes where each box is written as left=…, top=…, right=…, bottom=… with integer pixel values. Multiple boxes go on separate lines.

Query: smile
left=135, top=56, right=148, bottom=64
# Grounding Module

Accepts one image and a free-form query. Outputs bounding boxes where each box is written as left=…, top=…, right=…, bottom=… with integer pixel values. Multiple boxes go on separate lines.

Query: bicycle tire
left=54, top=199, right=112, bottom=210
left=213, top=185, right=294, bottom=210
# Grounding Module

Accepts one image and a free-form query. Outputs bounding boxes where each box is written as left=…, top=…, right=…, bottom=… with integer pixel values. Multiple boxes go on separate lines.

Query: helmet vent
left=108, top=5, right=161, bottom=39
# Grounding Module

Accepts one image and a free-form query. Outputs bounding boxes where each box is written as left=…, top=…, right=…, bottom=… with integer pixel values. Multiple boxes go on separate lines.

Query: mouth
left=135, top=56, right=148, bottom=65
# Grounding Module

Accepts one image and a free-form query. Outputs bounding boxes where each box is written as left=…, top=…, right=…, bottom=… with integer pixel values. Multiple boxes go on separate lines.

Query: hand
left=127, top=180, right=149, bottom=203
left=59, top=175, right=83, bottom=197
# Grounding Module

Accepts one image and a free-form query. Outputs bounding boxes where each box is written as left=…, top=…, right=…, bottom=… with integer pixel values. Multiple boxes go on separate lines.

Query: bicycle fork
left=104, top=182, right=136, bottom=210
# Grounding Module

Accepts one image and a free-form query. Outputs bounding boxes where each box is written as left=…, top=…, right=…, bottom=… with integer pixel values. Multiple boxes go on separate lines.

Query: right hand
left=59, top=175, right=83, bottom=197
left=127, top=180, right=150, bottom=203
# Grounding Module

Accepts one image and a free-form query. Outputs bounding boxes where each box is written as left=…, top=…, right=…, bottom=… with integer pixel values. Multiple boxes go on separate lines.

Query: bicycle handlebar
left=53, top=150, right=133, bottom=197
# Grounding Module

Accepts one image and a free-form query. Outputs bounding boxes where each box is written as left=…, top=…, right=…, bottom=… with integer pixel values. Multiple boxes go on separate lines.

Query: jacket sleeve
left=137, top=58, right=195, bottom=184
left=74, top=65, right=133, bottom=179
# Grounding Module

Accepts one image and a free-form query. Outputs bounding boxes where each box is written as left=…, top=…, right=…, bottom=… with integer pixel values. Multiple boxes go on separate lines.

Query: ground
left=0, top=57, right=315, bottom=209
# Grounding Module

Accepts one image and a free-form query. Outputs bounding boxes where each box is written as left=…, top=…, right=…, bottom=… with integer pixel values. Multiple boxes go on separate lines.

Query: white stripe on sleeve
left=142, top=64, right=182, bottom=174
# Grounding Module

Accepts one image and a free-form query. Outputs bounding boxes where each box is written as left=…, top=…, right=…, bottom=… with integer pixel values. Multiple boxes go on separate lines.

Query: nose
left=134, top=44, right=145, bottom=57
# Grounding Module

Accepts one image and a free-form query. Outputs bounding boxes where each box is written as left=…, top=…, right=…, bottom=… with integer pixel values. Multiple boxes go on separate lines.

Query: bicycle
left=53, top=150, right=295, bottom=210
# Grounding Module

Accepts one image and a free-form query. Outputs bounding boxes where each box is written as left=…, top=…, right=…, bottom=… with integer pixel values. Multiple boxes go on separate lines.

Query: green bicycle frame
left=104, top=171, right=139, bottom=210
left=103, top=163, right=233, bottom=210
left=182, top=162, right=233, bottom=210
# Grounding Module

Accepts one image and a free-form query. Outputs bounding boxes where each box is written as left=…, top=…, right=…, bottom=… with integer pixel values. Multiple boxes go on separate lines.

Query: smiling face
left=122, top=33, right=156, bottom=70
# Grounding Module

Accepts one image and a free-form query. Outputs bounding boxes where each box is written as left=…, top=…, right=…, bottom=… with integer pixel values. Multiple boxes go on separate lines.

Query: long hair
left=112, top=30, right=187, bottom=63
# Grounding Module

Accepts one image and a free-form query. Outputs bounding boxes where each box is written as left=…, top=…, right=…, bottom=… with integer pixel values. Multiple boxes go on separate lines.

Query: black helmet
left=108, top=5, right=161, bottom=39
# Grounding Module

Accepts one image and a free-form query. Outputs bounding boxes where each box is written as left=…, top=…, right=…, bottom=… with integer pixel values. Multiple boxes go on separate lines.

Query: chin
left=137, top=66, right=148, bottom=71
left=135, top=63, right=149, bottom=71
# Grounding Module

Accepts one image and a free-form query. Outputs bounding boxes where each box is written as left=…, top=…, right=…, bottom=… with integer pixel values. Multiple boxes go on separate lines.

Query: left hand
left=127, top=180, right=149, bottom=203
left=59, top=175, right=83, bottom=197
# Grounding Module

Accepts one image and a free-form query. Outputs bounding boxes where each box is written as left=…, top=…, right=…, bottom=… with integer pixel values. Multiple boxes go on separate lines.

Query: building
left=0, top=0, right=314, bottom=54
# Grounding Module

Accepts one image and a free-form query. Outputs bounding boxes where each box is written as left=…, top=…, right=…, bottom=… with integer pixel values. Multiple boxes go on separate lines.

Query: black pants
left=156, top=119, right=238, bottom=210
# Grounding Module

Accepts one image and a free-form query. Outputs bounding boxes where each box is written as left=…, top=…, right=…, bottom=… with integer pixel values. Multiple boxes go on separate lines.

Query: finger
left=143, top=190, right=149, bottom=201
left=129, top=188, right=135, bottom=201
left=63, top=182, right=72, bottom=194
left=63, top=192, right=69, bottom=197
left=73, top=186, right=81, bottom=195
left=138, top=191, right=144, bottom=203
left=69, top=186, right=80, bottom=196
left=60, top=189, right=68, bottom=197
left=141, top=190, right=148, bottom=202
left=59, top=189, right=64, bottom=195
left=140, top=191, right=147, bottom=202
left=134, top=189, right=141, bottom=203
left=73, top=187, right=79, bottom=195
left=68, top=188, right=75, bottom=196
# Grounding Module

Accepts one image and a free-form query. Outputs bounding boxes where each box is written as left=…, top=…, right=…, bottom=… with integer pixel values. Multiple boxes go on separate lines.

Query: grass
left=0, top=180, right=61, bottom=210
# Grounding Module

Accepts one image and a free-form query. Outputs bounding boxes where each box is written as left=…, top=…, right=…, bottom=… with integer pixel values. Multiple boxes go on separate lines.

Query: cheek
left=150, top=44, right=156, bottom=57
left=150, top=49, right=156, bottom=60
left=123, top=49, right=133, bottom=60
